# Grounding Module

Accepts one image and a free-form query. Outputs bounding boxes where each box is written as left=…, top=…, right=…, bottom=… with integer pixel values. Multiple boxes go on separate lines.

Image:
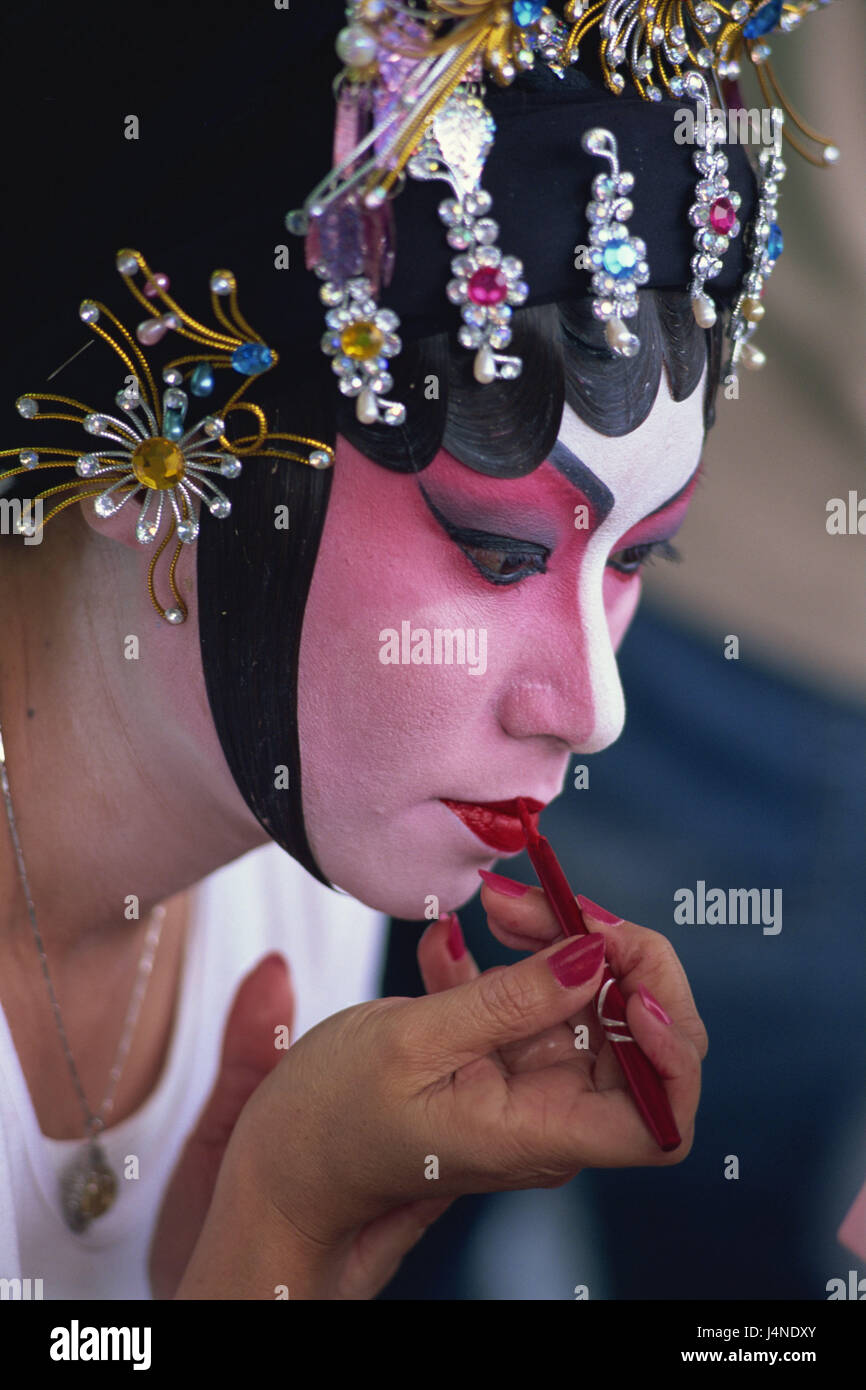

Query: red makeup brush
left=516, top=799, right=681, bottom=1153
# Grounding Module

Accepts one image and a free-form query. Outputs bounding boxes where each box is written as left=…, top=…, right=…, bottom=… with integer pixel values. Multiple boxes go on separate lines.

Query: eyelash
left=422, top=487, right=682, bottom=588
left=456, top=536, right=681, bottom=585
left=607, top=539, right=682, bottom=576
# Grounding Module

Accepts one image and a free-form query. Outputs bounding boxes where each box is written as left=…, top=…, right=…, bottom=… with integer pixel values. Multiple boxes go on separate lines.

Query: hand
left=476, top=878, right=709, bottom=1103
left=150, top=950, right=451, bottom=1301
left=210, top=896, right=705, bottom=1290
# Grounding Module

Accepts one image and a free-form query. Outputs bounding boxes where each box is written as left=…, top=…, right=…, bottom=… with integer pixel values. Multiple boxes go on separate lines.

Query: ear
left=77, top=480, right=202, bottom=554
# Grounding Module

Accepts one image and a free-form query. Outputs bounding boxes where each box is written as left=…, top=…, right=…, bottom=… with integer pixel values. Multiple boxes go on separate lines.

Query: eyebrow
left=550, top=438, right=704, bottom=522
left=547, top=439, right=614, bottom=522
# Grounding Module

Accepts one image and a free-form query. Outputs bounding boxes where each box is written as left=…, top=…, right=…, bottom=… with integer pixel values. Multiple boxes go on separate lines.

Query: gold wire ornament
left=558, top=0, right=840, bottom=165
left=0, top=250, right=334, bottom=625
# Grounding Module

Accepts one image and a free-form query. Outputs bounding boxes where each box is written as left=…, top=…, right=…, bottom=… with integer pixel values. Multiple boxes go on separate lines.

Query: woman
left=0, top=0, right=829, bottom=1299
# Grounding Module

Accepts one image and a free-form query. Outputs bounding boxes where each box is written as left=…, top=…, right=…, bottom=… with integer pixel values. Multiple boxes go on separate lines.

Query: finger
left=404, top=932, right=608, bottom=1075
left=579, top=908, right=709, bottom=1062
left=417, top=913, right=480, bottom=995
left=479, top=878, right=564, bottom=952
left=506, top=996, right=703, bottom=1171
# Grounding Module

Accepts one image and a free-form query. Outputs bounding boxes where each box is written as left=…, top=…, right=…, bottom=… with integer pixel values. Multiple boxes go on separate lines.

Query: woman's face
left=298, top=369, right=705, bottom=919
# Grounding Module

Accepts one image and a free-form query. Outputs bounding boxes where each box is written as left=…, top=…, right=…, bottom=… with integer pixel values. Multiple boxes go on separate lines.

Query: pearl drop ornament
left=741, top=297, right=765, bottom=323
left=604, top=317, right=639, bottom=356
left=692, top=293, right=717, bottom=328
left=336, top=24, right=377, bottom=68
left=741, top=342, right=766, bottom=371
left=473, top=345, right=496, bottom=384
left=356, top=388, right=380, bottom=424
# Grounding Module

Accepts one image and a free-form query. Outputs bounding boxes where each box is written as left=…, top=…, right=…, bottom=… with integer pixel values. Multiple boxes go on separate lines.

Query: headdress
left=2, top=0, right=837, bottom=619
left=285, top=0, right=838, bottom=424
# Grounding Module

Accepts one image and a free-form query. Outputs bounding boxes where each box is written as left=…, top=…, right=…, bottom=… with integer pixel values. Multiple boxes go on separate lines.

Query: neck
left=0, top=508, right=268, bottom=958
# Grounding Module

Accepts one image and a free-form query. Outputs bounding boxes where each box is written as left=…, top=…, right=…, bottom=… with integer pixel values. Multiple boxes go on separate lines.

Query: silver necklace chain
left=0, top=709, right=164, bottom=1228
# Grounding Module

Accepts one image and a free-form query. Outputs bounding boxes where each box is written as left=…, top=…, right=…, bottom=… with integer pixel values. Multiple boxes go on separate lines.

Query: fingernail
left=478, top=869, right=531, bottom=898
left=638, top=984, right=672, bottom=1025
left=547, top=934, right=605, bottom=988
left=442, top=912, right=466, bottom=962
left=576, top=894, right=623, bottom=926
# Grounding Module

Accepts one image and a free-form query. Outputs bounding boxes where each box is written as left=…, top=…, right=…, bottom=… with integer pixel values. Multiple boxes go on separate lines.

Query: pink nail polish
left=576, top=894, right=623, bottom=926
left=443, top=912, right=466, bottom=961
left=547, top=934, right=605, bottom=988
left=638, top=984, right=672, bottom=1026
left=478, top=869, right=531, bottom=898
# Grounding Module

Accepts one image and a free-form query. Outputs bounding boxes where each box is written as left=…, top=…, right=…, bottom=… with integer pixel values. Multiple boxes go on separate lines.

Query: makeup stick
left=516, top=799, right=681, bottom=1153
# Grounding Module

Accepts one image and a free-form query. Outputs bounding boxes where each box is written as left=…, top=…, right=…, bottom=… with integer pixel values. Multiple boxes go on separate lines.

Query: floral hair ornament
left=286, top=0, right=837, bottom=417
left=0, top=250, right=334, bottom=625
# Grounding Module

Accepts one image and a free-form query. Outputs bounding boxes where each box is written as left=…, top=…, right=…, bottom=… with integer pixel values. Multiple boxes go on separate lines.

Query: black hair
left=197, top=289, right=723, bottom=886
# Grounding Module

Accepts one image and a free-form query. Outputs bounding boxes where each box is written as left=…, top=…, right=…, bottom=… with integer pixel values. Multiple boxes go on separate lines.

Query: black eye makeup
left=418, top=480, right=684, bottom=588
left=420, top=489, right=550, bottom=587
left=606, top=539, right=682, bottom=575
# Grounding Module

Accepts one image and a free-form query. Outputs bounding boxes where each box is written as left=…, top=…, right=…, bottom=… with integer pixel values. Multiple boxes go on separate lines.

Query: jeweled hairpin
left=581, top=127, right=649, bottom=357
left=725, top=131, right=787, bottom=380
left=1, top=250, right=333, bottom=625
left=682, top=72, right=742, bottom=330
left=407, top=86, right=527, bottom=383
left=287, top=2, right=551, bottom=420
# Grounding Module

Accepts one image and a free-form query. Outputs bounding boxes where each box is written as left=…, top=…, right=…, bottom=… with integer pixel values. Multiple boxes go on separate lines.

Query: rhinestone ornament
left=581, top=128, right=648, bottom=356
left=686, top=75, right=742, bottom=330
left=408, top=90, right=526, bottom=384
left=725, top=140, right=787, bottom=383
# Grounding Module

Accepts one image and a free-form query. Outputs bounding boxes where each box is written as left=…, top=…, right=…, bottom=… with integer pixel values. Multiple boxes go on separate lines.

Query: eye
left=607, top=539, right=681, bottom=575
left=455, top=539, right=549, bottom=586
left=419, top=488, right=550, bottom=587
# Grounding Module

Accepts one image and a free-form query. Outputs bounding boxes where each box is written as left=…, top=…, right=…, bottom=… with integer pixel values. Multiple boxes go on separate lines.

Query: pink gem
left=136, top=315, right=172, bottom=346
left=709, top=197, right=736, bottom=234
left=143, top=273, right=170, bottom=299
left=467, top=267, right=508, bottom=306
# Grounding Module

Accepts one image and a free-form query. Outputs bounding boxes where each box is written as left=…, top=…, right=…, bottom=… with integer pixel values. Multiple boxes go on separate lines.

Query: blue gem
left=512, top=0, right=544, bottom=26
left=190, top=363, right=215, bottom=397
left=163, top=408, right=185, bottom=441
left=231, top=343, right=274, bottom=376
left=601, top=240, right=638, bottom=278
left=743, top=0, right=783, bottom=38
left=767, top=222, right=784, bottom=260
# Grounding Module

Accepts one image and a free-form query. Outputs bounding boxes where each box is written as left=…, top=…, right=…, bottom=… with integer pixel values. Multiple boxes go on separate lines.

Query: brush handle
left=522, top=824, right=681, bottom=1152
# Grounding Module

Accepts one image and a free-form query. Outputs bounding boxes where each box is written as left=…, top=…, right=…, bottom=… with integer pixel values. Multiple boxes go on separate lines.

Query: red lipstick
left=515, top=798, right=681, bottom=1153
left=440, top=797, right=545, bottom=854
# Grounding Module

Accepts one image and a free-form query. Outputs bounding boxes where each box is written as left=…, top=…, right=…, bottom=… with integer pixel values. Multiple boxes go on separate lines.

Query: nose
left=496, top=560, right=628, bottom=754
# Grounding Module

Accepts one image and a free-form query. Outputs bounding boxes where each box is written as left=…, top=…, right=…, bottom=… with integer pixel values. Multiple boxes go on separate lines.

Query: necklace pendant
left=60, top=1142, right=118, bottom=1233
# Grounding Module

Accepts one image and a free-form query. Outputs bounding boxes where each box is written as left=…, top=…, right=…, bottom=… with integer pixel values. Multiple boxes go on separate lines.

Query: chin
left=330, top=854, right=497, bottom=922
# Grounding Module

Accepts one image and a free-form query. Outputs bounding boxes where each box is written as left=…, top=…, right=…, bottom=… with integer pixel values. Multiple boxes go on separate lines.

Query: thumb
left=408, top=933, right=606, bottom=1075
left=149, top=952, right=293, bottom=1298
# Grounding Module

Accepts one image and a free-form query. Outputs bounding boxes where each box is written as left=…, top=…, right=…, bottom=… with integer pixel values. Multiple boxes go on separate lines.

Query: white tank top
left=0, top=843, right=388, bottom=1299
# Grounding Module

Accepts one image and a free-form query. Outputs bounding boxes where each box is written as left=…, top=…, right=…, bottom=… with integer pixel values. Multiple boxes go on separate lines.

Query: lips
left=440, top=796, right=546, bottom=854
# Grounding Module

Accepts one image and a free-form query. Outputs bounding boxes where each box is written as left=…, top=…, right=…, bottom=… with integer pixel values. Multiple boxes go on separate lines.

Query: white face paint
left=298, top=367, right=706, bottom=918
